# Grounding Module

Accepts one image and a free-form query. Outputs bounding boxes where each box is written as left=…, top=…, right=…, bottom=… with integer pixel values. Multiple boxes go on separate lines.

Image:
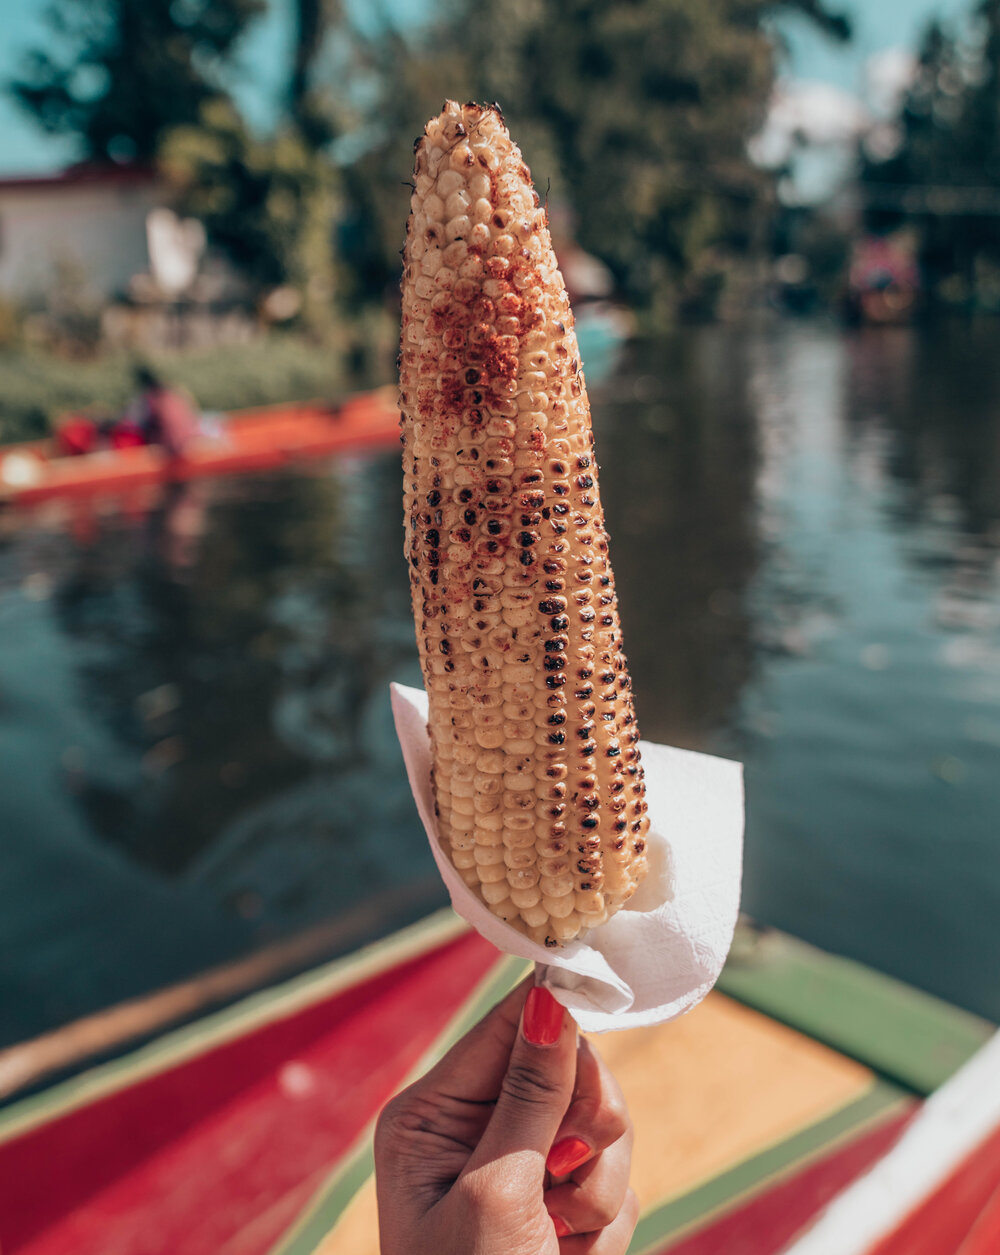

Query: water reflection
left=591, top=334, right=761, bottom=754
left=595, top=320, right=999, bottom=1019
left=727, top=321, right=1000, bottom=1019
left=0, top=458, right=443, bottom=1045
left=1, top=317, right=999, bottom=1046
left=55, top=460, right=437, bottom=889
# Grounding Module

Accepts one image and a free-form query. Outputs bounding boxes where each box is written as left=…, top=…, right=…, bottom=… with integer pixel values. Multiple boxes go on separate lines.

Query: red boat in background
left=846, top=231, right=921, bottom=325
left=0, top=386, right=401, bottom=510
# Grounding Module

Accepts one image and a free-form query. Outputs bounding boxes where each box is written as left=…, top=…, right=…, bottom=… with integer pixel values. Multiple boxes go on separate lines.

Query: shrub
left=0, top=337, right=349, bottom=445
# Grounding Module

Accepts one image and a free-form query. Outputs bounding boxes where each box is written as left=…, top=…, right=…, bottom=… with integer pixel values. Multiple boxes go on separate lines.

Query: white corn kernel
left=401, top=102, right=649, bottom=948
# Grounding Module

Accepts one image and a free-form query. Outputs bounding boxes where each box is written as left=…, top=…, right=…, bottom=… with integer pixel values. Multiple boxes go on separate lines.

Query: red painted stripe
left=956, top=1183, right=1000, bottom=1255
left=867, top=1120, right=1000, bottom=1255
left=0, top=929, right=501, bottom=1255
left=654, top=1106, right=918, bottom=1255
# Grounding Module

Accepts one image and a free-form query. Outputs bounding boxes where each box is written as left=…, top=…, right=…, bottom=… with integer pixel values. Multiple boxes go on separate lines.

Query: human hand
left=374, top=979, right=638, bottom=1254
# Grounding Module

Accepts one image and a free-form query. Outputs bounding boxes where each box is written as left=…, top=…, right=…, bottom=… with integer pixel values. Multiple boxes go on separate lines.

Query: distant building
left=0, top=164, right=166, bottom=302
left=0, top=164, right=260, bottom=350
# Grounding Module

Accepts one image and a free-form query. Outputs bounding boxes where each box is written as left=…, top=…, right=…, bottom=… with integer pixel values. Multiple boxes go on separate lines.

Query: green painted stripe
left=265, top=954, right=530, bottom=1255
left=628, top=1079, right=910, bottom=1255
left=0, top=909, right=466, bottom=1143
left=280, top=1137, right=376, bottom=1255
left=717, top=928, right=994, bottom=1095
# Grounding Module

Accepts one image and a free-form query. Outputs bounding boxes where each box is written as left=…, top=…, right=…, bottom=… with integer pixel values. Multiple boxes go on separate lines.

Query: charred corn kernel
left=401, top=101, right=649, bottom=948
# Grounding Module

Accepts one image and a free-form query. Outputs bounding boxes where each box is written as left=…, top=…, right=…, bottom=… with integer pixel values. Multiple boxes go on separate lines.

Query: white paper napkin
left=390, top=682, right=744, bottom=1033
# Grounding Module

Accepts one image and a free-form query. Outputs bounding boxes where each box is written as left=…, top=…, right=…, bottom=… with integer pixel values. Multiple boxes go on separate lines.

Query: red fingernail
left=551, top=1215, right=572, bottom=1238
left=547, top=1135, right=591, bottom=1177
left=523, top=986, right=563, bottom=1045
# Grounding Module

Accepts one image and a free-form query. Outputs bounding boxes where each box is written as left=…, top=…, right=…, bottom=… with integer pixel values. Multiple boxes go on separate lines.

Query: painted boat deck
left=305, top=927, right=994, bottom=1255
left=0, top=913, right=994, bottom=1255
left=0, top=915, right=494, bottom=1255
left=316, top=990, right=904, bottom=1255
left=867, top=1121, right=1000, bottom=1255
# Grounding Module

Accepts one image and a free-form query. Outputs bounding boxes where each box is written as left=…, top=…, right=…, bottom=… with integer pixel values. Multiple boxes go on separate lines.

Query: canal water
left=1, top=318, right=998, bottom=1050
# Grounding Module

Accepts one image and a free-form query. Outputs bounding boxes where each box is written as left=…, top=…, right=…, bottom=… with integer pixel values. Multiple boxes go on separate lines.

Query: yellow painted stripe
left=602, top=992, right=874, bottom=1212
left=629, top=1081, right=910, bottom=1255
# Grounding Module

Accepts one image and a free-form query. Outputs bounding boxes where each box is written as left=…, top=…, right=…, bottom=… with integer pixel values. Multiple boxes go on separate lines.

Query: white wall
left=0, top=178, right=165, bottom=301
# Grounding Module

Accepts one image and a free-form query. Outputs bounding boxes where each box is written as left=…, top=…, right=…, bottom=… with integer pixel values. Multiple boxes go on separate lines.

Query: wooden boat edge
left=1, top=915, right=994, bottom=1255
left=0, top=907, right=466, bottom=1145
left=268, top=925, right=994, bottom=1255
left=0, top=386, right=401, bottom=508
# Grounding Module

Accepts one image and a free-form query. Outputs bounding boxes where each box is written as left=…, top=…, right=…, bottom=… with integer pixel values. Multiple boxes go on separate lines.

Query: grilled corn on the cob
left=400, top=101, right=649, bottom=947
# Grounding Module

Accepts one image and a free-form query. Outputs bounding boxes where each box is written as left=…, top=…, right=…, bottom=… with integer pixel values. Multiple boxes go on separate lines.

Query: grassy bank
left=0, top=337, right=348, bottom=445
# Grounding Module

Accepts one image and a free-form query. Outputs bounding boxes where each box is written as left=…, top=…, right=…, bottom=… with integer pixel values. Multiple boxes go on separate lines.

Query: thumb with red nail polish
left=465, top=984, right=575, bottom=1172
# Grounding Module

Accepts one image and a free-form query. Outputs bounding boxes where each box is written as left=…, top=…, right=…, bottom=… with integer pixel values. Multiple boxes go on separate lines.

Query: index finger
left=545, top=1036, right=630, bottom=1178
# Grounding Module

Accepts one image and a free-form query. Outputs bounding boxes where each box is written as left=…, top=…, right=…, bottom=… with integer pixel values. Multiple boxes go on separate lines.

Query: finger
left=546, top=1037, right=630, bottom=1178
left=558, top=1188, right=639, bottom=1254
left=545, top=1124, right=633, bottom=1236
left=466, top=984, right=577, bottom=1173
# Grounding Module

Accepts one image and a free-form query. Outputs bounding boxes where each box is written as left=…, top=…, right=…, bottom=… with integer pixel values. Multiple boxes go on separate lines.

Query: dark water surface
left=1, top=319, right=998, bottom=1049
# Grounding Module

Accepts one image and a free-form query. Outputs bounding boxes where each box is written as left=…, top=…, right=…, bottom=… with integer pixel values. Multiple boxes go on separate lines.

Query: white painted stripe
left=781, top=1029, right=1000, bottom=1255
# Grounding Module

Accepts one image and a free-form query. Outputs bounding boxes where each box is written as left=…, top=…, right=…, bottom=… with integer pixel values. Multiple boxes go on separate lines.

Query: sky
left=779, top=0, right=972, bottom=93
left=0, top=0, right=980, bottom=178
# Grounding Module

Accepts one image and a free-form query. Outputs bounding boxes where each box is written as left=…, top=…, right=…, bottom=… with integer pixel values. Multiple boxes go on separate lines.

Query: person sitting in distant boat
left=55, top=412, right=99, bottom=457
left=106, top=415, right=146, bottom=450
left=130, top=366, right=200, bottom=459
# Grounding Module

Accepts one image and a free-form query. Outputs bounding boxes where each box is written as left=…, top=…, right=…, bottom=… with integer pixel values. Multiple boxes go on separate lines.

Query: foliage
left=9, top=0, right=852, bottom=324
left=11, top=0, right=341, bottom=328
left=29, top=258, right=106, bottom=356
left=0, top=299, right=25, bottom=351
left=0, top=338, right=345, bottom=445
left=466, top=0, right=776, bottom=320
left=322, top=18, right=466, bottom=309
left=325, top=0, right=849, bottom=321
left=860, top=0, right=1000, bottom=303
left=10, top=0, right=264, bottom=163
left=289, top=0, right=345, bottom=147
left=159, top=100, right=339, bottom=333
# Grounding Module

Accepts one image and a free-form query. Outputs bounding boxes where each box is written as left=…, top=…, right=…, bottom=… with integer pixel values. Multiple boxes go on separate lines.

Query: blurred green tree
left=11, top=0, right=853, bottom=324
left=322, top=19, right=465, bottom=310
left=289, top=0, right=344, bottom=148
left=11, top=0, right=342, bottom=335
left=159, top=99, right=338, bottom=333
left=860, top=0, right=1000, bottom=305
left=472, top=0, right=854, bottom=319
left=10, top=0, right=264, bottom=163
left=318, top=0, right=850, bottom=320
